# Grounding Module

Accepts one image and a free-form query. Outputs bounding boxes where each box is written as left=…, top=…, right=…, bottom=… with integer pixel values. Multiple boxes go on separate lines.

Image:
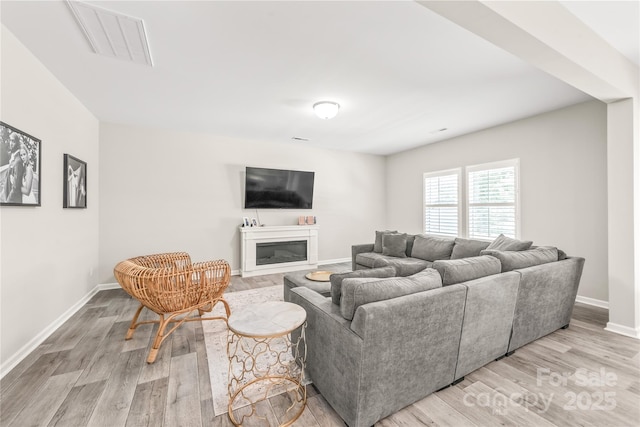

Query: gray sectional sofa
left=285, top=232, right=584, bottom=427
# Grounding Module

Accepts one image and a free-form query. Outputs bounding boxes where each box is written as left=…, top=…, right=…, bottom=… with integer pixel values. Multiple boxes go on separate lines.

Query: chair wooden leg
left=126, top=303, right=145, bottom=340
left=219, top=298, right=231, bottom=318
left=147, top=314, right=168, bottom=364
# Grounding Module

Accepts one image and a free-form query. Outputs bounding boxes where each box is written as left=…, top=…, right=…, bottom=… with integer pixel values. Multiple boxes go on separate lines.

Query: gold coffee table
left=227, top=301, right=307, bottom=426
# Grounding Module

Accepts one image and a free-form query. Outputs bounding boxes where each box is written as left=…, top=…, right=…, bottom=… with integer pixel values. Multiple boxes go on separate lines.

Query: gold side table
left=227, top=301, right=307, bottom=426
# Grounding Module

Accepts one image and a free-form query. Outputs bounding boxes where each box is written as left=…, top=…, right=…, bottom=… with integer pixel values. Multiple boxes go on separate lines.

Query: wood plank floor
left=2, top=262, right=639, bottom=427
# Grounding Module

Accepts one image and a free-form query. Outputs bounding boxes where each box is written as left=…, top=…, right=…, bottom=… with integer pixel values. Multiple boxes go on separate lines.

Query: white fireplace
left=240, top=225, right=319, bottom=277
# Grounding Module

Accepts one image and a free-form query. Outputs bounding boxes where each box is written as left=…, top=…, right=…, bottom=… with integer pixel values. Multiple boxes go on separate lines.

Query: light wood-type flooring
left=1, top=262, right=639, bottom=426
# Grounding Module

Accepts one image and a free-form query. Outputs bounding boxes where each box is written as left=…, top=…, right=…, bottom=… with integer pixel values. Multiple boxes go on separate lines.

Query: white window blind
left=423, top=169, right=460, bottom=237
left=467, top=160, right=519, bottom=239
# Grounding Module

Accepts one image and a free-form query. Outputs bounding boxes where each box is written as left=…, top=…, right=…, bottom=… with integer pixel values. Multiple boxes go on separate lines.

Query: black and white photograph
left=63, top=154, right=87, bottom=208
left=0, top=121, right=41, bottom=206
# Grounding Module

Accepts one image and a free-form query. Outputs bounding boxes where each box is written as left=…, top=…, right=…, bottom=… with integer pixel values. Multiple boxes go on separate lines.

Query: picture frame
left=0, top=121, right=41, bottom=206
left=251, top=218, right=258, bottom=227
left=242, top=216, right=250, bottom=227
left=63, top=154, right=87, bottom=208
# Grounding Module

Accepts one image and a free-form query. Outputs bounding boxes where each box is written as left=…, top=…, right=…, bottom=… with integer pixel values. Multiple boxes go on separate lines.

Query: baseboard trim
left=98, top=282, right=121, bottom=291
left=575, top=295, right=609, bottom=309
left=318, top=257, right=351, bottom=266
left=605, top=322, right=640, bottom=339
left=0, top=284, right=103, bottom=379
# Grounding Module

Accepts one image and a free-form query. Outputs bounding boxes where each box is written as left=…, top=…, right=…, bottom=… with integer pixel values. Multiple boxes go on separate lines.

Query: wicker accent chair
left=114, top=252, right=231, bottom=363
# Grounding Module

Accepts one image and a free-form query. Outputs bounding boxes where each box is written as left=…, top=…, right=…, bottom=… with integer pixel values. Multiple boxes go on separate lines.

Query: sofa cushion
left=451, top=238, right=491, bottom=259
left=404, top=234, right=417, bottom=257
left=481, top=247, right=559, bottom=272
left=432, top=255, right=501, bottom=286
left=355, top=252, right=390, bottom=268
left=330, top=266, right=397, bottom=305
left=382, top=233, right=408, bottom=258
left=374, top=230, right=397, bottom=253
left=411, top=235, right=455, bottom=261
left=378, top=257, right=432, bottom=277
left=340, top=269, right=442, bottom=320
left=485, top=234, right=533, bottom=251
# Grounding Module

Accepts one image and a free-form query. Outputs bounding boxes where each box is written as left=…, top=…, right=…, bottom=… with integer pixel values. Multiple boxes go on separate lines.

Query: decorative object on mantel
left=298, top=215, right=317, bottom=225
left=241, top=217, right=250, bottom=227
left=305, top=271, right=332, bottom=282
left=0, top=121, right=41, bottom=206
left=63, top=154, right=87, bottom=208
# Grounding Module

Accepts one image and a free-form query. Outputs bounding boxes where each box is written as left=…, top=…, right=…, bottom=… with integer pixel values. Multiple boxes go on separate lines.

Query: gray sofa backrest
left=455, top=271, right=520, bottom=380
left=289, top=284, right=467, bottom=427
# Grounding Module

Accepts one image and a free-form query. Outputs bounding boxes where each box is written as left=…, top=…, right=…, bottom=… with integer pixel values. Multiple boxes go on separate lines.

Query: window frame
left=422, top=168, right=462, bottom=238
left=423, top=159, right=520, bottom=240
left=465, top=158, right=521, bottom=240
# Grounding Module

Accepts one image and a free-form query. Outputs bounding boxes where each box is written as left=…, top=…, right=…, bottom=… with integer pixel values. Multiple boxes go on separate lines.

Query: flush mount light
left=313, top=101, right=340, bottom=120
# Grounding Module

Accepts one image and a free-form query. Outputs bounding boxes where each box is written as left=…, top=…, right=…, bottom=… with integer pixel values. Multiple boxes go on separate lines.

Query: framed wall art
left=63, top=154, right=87, bottom=208
left=0, top=121, right=41, bottom=206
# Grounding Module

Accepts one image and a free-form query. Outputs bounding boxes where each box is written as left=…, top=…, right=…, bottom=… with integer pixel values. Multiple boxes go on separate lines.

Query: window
left=467, top=160, right=519, bottom=239
left=423, top=169, right=461, bottom=237
left=423, top=159, right=519, bottom=239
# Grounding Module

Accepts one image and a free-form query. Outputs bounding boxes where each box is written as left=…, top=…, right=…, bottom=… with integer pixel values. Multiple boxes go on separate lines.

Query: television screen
left=245, top=167, right=315, bottom=209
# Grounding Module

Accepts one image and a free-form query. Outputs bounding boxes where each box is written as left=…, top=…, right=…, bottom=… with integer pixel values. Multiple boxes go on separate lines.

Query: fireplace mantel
left=240, top=225, right=319, bottom=277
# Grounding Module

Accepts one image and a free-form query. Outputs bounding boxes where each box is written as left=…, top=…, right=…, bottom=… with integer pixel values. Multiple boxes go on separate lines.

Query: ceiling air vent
left=67, top=1, right=153, bottom=66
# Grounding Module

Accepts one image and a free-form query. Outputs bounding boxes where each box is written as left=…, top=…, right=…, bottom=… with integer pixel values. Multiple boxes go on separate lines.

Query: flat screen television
left=244, top=167, right=315, bottom=209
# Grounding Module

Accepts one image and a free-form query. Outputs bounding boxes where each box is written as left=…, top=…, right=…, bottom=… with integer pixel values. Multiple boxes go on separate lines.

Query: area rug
left=203, top=284, right=302, bottom=416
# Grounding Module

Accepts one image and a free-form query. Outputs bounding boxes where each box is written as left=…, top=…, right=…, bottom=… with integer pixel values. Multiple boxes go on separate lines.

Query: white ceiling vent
left=67, top=1, right=153, bottom=66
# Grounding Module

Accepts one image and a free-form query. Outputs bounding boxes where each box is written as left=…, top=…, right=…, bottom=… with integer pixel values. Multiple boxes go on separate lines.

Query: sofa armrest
left=351, top=243, right=375, bottom=270
left=509, top=256, right=585, bottom=351
left=289, top=287, right=364, bottom=427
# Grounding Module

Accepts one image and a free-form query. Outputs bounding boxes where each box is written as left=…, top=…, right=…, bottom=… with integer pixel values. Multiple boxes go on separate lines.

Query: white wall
left=386, top=100, right=608, bottom=302
left=98, top=123, right=386, bottom=283
left=0, top=26, right=100, bottom=365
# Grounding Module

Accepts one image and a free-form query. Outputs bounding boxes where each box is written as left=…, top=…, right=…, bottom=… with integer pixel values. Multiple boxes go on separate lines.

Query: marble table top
left=227, top=301, right=306, bottom=338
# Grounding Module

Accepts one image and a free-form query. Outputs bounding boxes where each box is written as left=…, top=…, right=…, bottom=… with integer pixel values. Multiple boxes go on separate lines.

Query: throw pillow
left=411, top=235, right=455, bottom=261
left=450, top=238, right=491, bottom=259
left=340, top=272, right=442, bottom=320
left=485, top=234, right=533, bottom=251
left=432, top=255, right=501, bottom=286
left=382, top=233, right=408, bottom=258
left=481, top=246, right=558, bottom=272
left=374, top=230, right=397, bottom=253
left=329, top=266, right=397, bottom=305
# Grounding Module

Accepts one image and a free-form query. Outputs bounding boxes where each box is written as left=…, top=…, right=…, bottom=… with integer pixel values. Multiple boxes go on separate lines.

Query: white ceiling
left=1, top=1, right=637, bottom=155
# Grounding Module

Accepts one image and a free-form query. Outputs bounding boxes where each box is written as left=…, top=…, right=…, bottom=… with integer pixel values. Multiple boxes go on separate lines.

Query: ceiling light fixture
left=313, top=101, right=340, bottom=120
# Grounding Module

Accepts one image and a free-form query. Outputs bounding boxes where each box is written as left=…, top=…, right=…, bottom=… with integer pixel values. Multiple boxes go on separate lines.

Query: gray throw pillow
left=451, top=238, right=491, bottom=259
left=382, top=233, right=408, bottom=258
left=374, top=230, right=397, bottom=253
left=329, top=266, right=397, bottom=305
left=481, top=246, right=558, bottom=272
left=485, top=234, right=533, bottom=251
left=340, top=272, right=442, bottom=320
left=432, top=255, right=501, bottom=286
left=411, top=235, right=455, bottom=261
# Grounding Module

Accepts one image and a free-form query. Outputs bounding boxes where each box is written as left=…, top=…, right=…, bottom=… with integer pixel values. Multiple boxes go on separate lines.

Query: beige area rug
left=203, top=285, right=305, bottom=416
